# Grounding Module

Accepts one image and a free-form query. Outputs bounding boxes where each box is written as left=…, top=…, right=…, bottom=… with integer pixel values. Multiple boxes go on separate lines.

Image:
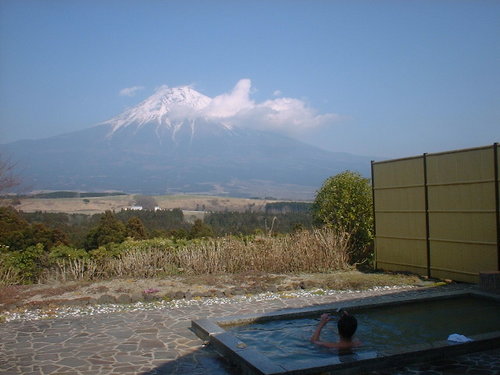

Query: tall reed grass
left=0, top=266, right=20, bottom=286
left=7, top=228, right=352, bottom=284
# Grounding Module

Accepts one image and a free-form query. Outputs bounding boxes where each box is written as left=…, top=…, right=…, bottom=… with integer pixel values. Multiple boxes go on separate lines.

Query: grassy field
left=0, top=228, right=352, bottom=285
left=5, top=194, right=284, bottom=214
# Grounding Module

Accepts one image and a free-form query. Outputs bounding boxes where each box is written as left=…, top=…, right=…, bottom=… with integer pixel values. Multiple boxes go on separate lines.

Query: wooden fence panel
left=426, top=148, right=497, bottom=282
left=373, top=144, right=499, bottom=283
left=373, top=157, right=427, bottom=274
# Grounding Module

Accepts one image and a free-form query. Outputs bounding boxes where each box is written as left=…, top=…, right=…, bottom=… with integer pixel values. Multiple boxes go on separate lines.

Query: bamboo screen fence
left=372, top=144, right=499, bottom=283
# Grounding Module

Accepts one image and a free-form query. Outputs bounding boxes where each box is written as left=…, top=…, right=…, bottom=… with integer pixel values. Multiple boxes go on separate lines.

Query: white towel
left=447, top=334, right=472, bottom=343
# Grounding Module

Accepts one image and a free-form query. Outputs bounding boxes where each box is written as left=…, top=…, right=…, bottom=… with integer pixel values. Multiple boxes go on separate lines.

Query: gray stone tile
left=0, top=284, right=498, bottom=375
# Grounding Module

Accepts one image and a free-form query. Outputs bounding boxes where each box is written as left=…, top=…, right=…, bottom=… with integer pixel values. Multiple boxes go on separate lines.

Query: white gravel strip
left=0, top=285, right=415, bottom=323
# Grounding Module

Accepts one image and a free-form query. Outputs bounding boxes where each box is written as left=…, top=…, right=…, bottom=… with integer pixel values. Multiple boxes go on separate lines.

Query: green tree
left=84, top=211, right=126, bottom=250
left=126, top=216, right=147, bottom=240
left=23, top=224, right=68, bottom=250
left=189, top=219, right=214, bottom=239
left=312, top=171, right=373, bottom=264
left=0, top=206, right=28, bottom=234
left=0, top=207, right=68, bottom=252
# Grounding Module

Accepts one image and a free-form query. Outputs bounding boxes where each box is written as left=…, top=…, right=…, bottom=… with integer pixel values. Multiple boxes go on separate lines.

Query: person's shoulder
left=351, top=339, right=362, bottom=347
left=339, top=339, right=362, bottom=349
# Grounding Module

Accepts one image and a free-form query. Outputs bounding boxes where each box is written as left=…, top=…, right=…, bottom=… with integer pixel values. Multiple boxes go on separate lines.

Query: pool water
left=227, top=296, right=500, bottom=365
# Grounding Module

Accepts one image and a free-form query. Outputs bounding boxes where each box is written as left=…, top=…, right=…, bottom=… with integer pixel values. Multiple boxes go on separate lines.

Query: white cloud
left=257, top=97, right=339, bottom=131
left=107, top=80, right=341, bottom=138
left=201, top=79, right=340, bottom=135
left=204, top=78, right=254, bottom=118
left=273, top=90, right=282, bottom=97
left=119, top=86, right=145, bottom=97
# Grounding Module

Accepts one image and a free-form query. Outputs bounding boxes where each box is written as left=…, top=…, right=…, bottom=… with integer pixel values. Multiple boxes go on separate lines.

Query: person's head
left=337, top=311, right=357, bottom=339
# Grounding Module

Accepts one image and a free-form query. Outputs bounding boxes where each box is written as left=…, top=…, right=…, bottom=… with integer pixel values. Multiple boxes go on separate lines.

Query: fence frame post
left=423, top=153, right=431, bottom=278
left=371, top=160, right=377, bottom=269
left=494, top=143, right=500, bottom=271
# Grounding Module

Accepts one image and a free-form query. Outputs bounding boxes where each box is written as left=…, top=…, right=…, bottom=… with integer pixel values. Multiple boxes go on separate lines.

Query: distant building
left=127, top=205, right=162, bottom=211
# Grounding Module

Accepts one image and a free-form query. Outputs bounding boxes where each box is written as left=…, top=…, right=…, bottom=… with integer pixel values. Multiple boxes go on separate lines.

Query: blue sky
left=0, top=0, right=499, bottom=159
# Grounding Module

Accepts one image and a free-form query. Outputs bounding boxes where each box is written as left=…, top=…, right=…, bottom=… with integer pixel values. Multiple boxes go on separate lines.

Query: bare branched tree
left=0, top=156, right=20, bottom=193
left=133, top=195, right=158, bottom=210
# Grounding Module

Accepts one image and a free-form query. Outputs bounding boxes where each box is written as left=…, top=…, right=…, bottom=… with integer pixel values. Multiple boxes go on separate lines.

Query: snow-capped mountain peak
left=103, top=85, right=212, bottom=133
left=4, top=79, right=370, bottom=199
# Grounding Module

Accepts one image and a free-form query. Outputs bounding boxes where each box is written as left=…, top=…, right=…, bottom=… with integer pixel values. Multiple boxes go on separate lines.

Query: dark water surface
left=228, top=296, right=500, bottom=365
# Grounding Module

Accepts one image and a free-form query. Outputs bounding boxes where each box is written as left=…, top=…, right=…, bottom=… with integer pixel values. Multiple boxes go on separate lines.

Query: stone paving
left=0, top=284, right=499, bottom=375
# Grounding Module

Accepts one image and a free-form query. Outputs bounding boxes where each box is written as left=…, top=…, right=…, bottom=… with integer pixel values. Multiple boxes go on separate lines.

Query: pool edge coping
left=191, top=288, right=500, bottom=375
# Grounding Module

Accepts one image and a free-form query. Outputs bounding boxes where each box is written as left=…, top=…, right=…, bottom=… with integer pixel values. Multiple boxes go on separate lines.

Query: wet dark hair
left=337, top=313, right=357, bottom=339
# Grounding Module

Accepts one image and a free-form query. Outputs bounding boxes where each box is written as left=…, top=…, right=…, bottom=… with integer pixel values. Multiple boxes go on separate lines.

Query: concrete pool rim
left=191, top=289, right=500, bottom=375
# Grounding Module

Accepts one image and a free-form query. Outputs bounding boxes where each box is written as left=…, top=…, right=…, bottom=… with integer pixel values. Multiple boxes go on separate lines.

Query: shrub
left=48, top=244, right=89, bottom=261
left=312, top=171, right=373, bottom=265
left=2, top=243, right=47, bottom=283
left=189, top=219, right=213, bottom=239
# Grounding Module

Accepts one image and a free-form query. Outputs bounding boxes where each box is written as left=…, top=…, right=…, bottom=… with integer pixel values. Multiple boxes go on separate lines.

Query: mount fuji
left=2, top=84, right=371, bottom=199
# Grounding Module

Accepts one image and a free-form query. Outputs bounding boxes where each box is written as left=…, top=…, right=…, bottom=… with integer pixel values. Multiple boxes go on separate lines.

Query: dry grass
left=173, top=228, right=350, bottom=275
left=38, top=228, right=351, bottom=283
left=7, top=194, right=277, bottom=214
left=45, top=258, right=100, bottom=283
left=313, top=270, right=421, bottom=290
left=0, top=266, right=20, bottom=286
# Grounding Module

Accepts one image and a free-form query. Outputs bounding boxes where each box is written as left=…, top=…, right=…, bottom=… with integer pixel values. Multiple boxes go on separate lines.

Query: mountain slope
left=2, top=86, right=371, bottom=199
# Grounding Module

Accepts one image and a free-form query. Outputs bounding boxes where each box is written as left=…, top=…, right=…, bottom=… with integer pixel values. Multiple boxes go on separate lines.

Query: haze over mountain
left=3, top=81, right=371, bottom=199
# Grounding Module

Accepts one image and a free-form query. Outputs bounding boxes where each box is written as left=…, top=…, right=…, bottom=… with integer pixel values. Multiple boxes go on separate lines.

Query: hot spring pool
left=192, top=290, right=500, bottom=375
left=227, top=296, right=500, bottom=366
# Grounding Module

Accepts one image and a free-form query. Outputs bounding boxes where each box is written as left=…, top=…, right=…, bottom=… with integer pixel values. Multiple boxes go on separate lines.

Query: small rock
left=64, top=298, right=90, bottom=307
left=4, top=303, right=18, bottom=311
left=129, top=293, right=143, bottom=303
left=143, top=293, right=158, bottom=302
left=299, top=281, right=319, bottom=289
left=246, top=287, right=259, bottom=295
left=267, top=285, right=278, bottom=293
left=231, top=288, right=245, bottom=295
left=174, top=291, right=185, bottom=299
left=116, top=294, right=132, bottom=304
left=97, top=294, right=116, bottom=304
left=163, top=290, right=177, bottom=300
left=192, top=291, right=209, bottom=298
left=215, top=290, right=225, bottom=298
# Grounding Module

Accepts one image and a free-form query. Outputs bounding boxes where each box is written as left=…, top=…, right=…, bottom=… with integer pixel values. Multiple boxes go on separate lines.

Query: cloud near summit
left=204, top=79, right=340, bottom=134
left=119, top=86, right=144, bottom=97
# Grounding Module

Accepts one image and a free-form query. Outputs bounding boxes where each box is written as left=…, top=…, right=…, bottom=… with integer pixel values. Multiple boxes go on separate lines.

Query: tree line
left=1, top=170, right=373, bottom=256
left=1, top=171, right=374, bottom=283
left=1, top=207, right=315, bottom=252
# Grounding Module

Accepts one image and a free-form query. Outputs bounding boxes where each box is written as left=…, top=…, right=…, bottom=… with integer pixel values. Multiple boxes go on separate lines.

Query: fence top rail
left=372, top=143, right=498, bottom=166
left=426, top=144, right=497, bottom=157
left=372, top=155, right=423, bottom=165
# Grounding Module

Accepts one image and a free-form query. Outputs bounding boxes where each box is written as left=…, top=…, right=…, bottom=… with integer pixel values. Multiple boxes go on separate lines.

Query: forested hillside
left=1, top=205, right=313, bottom=251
